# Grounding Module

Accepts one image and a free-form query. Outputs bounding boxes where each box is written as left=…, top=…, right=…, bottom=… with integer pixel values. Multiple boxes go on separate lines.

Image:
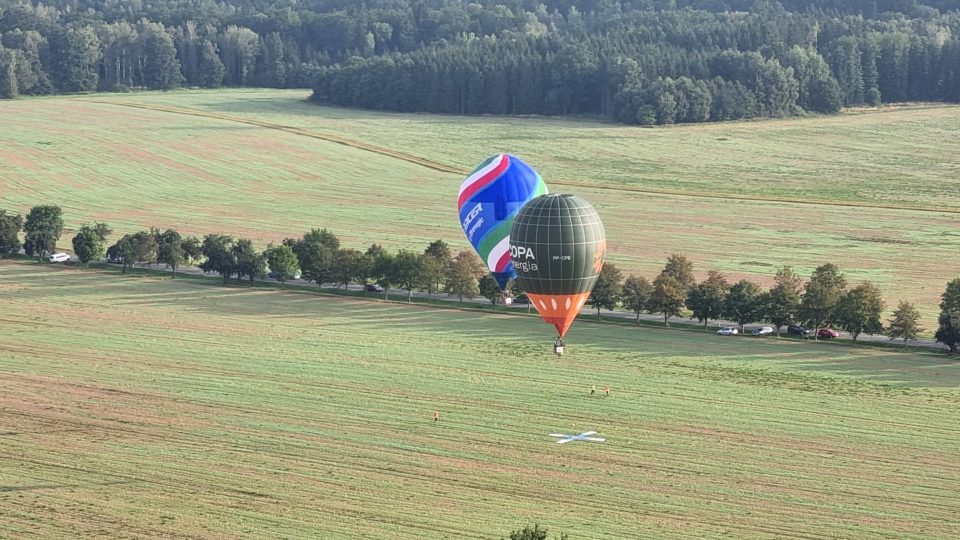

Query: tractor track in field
left=0, top=441, right=881, bottom=540
left=3, top=407, right=954, bottom=540
left=4, top=344, right=958, bottom=535
left=80, top=99, right=960, bottom=216
left=10, top=314, right=959, bottom=443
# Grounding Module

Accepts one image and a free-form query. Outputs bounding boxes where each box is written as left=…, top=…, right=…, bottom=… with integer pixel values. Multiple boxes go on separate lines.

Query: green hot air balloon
left=509, top=194, right=607, bottom=339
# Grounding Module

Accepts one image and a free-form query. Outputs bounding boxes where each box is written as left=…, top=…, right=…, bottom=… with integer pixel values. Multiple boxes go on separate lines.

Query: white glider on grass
left=548, top=431, right=606, bottom=444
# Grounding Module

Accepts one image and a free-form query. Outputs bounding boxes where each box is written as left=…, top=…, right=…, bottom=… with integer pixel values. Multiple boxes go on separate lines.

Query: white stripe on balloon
left=458, top=154, right=505, bottom=199
left=486, top=236, right=511, bottom=272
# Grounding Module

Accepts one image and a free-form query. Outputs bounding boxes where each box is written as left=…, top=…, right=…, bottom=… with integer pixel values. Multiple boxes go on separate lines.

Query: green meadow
left=1, top=260, right=958, bottom=538
left=94, top=90, right=960, bottom=212
left=1, top=90, right=957, bottom=330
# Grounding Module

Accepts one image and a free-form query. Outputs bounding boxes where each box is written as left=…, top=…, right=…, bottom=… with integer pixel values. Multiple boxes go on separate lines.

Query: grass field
left=92, top=90, right=960, bottom=211
left=2, top=89, right=959, bottom=329
left=1, top=260, right=959, bottom=538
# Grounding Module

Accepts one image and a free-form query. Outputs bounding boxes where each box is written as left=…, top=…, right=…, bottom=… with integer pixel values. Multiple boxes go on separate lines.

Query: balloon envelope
left=458, top=154, right=548, bottom=290
left=509, top=194, right=606, bottom=337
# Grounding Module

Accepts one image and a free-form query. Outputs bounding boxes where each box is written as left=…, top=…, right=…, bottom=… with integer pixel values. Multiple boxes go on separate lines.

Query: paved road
left=101, top=259, right=945, bottom=351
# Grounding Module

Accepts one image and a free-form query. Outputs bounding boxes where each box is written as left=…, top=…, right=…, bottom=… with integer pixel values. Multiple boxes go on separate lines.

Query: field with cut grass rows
left=1, top=90, right=958, bottom=329
left=1, top=260, right=958, bottom=538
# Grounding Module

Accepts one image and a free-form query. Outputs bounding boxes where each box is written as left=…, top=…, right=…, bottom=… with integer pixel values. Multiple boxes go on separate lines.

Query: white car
left=751, top=326, right=774, bottom=336
left=716, top=327, right=738, bottom=336
left=48, top=252, right=70, bottom=263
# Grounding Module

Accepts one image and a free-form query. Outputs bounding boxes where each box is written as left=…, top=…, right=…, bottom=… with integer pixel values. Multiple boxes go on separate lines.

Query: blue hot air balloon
left=457, top=154, right=548, bottom=290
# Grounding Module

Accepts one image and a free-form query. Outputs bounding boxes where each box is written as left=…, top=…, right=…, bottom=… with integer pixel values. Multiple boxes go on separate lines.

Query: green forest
left=1, top=1, right=959, bottom=124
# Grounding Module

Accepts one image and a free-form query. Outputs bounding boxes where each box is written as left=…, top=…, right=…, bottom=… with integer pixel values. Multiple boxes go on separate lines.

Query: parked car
left=751, top=326, right=774, bottom=336
left=365, top=284, right=385, bottom=293
left=787, top=324, right=810, bottom=336
left=716, top=327, right=739, bottom=336
left=48, top=252, right=70, bottom=263
left=818, top=328, right=840, bottom=339
left=511, top=293, right=530, bottom=305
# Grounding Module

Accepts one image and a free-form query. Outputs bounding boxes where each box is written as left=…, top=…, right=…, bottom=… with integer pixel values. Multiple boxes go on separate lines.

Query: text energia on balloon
left=510, top=244, right=539, bottom=272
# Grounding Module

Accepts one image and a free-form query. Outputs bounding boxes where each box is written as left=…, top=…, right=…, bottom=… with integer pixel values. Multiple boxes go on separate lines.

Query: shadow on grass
left=3, top=259, right=958, bottom=388
left=194, top=95, right=616, bottom=130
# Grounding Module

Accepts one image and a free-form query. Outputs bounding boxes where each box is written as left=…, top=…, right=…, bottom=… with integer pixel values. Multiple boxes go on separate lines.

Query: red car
left=818, top=328, right=839, bottom=339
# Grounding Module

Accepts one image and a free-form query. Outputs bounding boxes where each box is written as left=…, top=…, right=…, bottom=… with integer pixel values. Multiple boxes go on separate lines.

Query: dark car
left=365, top=284, right=385, bottom=293
left=511, top=293, right=530, bottom=304
left=787, top=324, right=810, bottom=336
left=818, top=328, right=840, bottom=339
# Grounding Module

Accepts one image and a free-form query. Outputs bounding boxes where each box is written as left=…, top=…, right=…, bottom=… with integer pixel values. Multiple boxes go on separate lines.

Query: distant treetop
left=2, top=0, right=959, bottom=124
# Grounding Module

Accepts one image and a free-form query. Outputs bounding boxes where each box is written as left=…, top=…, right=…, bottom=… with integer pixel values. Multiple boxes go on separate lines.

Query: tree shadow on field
left=7, top=263, right=958, bottom=388
left=784, top=354, right=960, bottom=388
left=199, top=96, right=617, bottom=130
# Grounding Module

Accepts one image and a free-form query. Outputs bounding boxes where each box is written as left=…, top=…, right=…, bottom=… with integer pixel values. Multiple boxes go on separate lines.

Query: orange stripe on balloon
left=526, top=292, right=592, bottom=337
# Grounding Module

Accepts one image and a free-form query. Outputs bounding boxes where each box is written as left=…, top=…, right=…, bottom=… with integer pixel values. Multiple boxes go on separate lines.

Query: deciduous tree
left=479, top=274, right=502, bottom=306
left=647, top=273, right=686, bottom=325
left=200, top=234, right=236, bottom=283
left=331, top=248, right=364, bottom=291
left=935, top=311, right=960, bottom=354
left=264, top=243, right=299, bottom=288
left=233, top=238, right=265, bottom=282
left=422, top=239, right=452, bottom=301
left=661, top=253, right=696, bottom=291
left=446, top=251, right=484, bottom=303
left=71, top=222, right=111, bottom=266
left=292, top=228, right=340, bottom=290
left=687, top=270, right=729, bottom=328
left=50, top=25, right=101, bottom=92
left=143, top=26, right=181, bottom=90
left=940, top=278, right=960, bottom=314
left=0, top=47, right=18, bottom=99
left=504, top=523, right=568, bottom=540
left=764, top=266, right=804, bottom=336
left=723, top=279, right=763, bottom=333
left=371, top=249, right=395, bottom=300
left=23, top=205, right=63, bottom=261
left=0, top=210, right=23, bottom=254
left=835, top=281, right=885, bottom=342
left=887, top=301, right=922, bottom=343
left=219, top=25, right=259, bottom=86
left=156, top=229, right=184, bottom=277
left=181, top=235, right=202, bottom=264
left=197, top=39, right=225, bottom=88
left=936, top=278, right=960, bottom=353
left=588, top=263, right=623, bottom=320
left=108, top=235, right=133, bottom=273
left=622, top=274, right=653, bottom=323
left=392, top=249, right=425, bottom=302
left=799, top=263, right=846, bottom=338
left=128, top=230, right=158, bottom=266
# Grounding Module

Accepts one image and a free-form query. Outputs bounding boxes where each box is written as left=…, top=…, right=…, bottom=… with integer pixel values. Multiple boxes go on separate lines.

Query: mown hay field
left=1, top=260, right=958, bottom=538
left=1, top=90, right=958, bottom=329
left=90, top=90, right=960, bottom=211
